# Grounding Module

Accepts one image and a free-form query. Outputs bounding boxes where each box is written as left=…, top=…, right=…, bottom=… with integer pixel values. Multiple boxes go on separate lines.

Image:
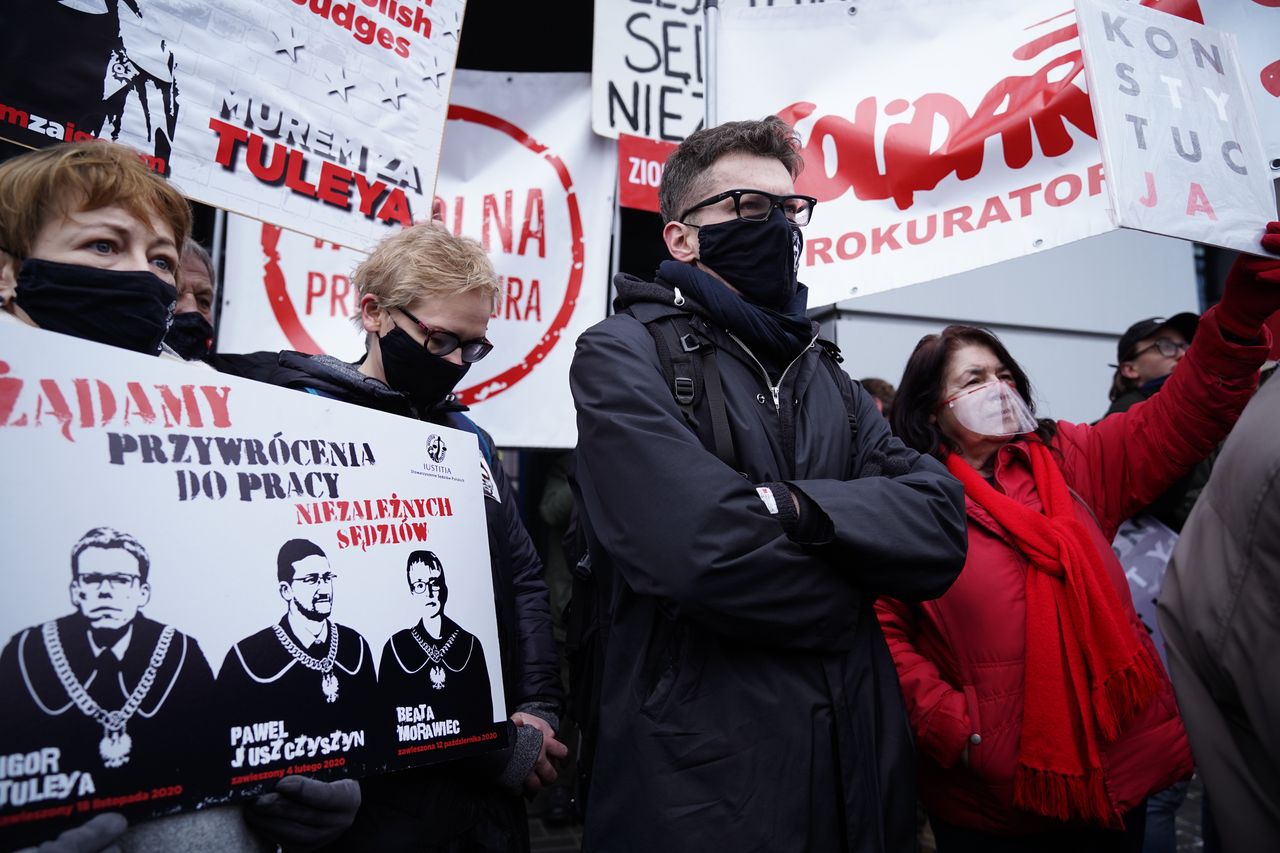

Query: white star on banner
left=378, top=76, right=408, bottom=111
left=413, top=56, right=447, bottom=90
left=324, top=68, right=355, bottom=102
left=272, top=26, right=306, bottom=62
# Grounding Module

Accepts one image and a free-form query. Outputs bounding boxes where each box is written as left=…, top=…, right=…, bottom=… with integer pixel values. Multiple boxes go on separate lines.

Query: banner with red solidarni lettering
left=715, top=0, right=1202, bottom=307
left=0, top=0, right=466, bottom=251
left=217, top=72, right=615, bottom=449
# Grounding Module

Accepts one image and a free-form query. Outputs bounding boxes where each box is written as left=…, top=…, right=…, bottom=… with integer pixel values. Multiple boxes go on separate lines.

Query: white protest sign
left=1199, top=0, right=1280, bottom=174
left=0, top=321, right=504, bottom=845
left=216, top=72, right=615, bottom=449
left=439, top=72, right=615, bottom=449
left=591, top=0, right=707, bottom=141
left=1077, top=0, right=1276, bottom=253
left=218, top=217, right=369, bottom=362
left=0, top=0, right=466, bottom=250
left=715, top=0, right=1201, bottom=307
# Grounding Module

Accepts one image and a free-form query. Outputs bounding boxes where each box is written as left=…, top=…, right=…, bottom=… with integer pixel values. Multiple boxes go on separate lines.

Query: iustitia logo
left=426, top=434, right=447, bottom=464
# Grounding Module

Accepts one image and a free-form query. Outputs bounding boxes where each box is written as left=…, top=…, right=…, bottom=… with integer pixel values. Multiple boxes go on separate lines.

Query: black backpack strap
left=627, top=305, right=739, bottom=470
left=817, top=339, right=859, bottom=456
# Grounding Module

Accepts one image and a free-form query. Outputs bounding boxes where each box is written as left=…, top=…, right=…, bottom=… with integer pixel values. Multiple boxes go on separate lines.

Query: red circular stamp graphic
left=259, top=106, right=586, bottom=406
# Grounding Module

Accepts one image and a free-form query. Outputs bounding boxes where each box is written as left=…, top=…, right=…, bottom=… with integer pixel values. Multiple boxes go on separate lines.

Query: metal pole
left=704, top=0, right=719, bottom=129
left=209, top=207, right=228, bottom=347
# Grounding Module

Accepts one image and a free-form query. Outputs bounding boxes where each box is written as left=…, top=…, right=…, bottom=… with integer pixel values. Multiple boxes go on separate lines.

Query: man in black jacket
left=569, top=117, right=968, bottom=853
left=217, top=222, right=564, bottom=853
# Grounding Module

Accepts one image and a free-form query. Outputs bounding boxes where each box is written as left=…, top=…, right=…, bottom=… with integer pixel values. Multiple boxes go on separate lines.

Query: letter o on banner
left=1045, top=174, right=1083, bottom=207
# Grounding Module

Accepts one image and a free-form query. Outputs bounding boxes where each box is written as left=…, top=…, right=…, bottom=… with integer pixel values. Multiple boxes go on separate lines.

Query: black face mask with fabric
left=13, top=258, right=176, bottom=354
left=378, top=325, right=470, bottom=407
left=165, top=311, right=215, bottom=360
left=694, top=206, right=803, bottom=311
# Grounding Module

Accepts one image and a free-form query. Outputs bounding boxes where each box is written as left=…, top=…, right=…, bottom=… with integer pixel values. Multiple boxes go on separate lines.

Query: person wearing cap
left=1103, top=313, right=1206, bottom=534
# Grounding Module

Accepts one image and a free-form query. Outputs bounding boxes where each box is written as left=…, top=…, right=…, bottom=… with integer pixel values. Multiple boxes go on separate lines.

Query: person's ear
left=359, top=294, right=386, bottom=335
left=1119, top=361, right=1139, bottom=381
left=662, top=220, right=699, bottom=263
left=139, top=583, right=152, bottom=609
left=0, top=250, right=19, bottom=310
left=279, top=581, right=294, bottom=604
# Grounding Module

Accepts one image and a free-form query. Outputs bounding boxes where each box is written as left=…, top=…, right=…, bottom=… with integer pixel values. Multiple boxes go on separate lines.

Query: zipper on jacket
left=724, top=330, right=819, bottom=412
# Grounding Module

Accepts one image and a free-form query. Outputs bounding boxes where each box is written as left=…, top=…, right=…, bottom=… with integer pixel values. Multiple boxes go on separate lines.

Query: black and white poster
left=0, top=0, right=467, bottom=250
left=0, top=321, right=505, bottom=845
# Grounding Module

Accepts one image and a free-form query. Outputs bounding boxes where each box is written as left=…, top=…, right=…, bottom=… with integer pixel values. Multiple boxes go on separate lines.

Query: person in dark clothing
left=379, top=550, right=495, bottom=744
left=217, top=222, right=564, bottom=853
left=568, top=117, right=968, bottom=853
left=1104, top=313, right=1206, bottom=532
left=216, top=539, right=380, bottom=777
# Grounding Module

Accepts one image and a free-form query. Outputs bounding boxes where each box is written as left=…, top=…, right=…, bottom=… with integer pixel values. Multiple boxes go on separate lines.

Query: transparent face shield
left=942, top=380, right=1038, bottom=438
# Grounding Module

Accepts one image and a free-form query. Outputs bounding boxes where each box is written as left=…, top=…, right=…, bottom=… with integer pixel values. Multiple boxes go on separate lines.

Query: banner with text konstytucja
left=0, top=320, right=505, bottom=847
left=0, top=0, right=467, bottom=251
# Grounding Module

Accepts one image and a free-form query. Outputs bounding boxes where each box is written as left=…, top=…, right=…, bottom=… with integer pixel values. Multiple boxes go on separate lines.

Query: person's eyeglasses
left=678, top=189, right=818, bottom=227
left=76, top=573, right=141, bottom=591
left=409, top=579, right=443, bottom=596
left=398, top=308, right=494, bottom=363
left=293, top=572, right=338, bottom=586
left=1128, top=338, right=1189, bottom=360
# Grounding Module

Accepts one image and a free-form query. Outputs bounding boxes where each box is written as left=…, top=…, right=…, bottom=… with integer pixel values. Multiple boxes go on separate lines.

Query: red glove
left=1216, top=221, right=1280, bottom=340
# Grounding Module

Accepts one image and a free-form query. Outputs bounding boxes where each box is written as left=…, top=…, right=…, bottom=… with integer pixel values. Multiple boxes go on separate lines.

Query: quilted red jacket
left=876, top=309, right=1270, bottom=834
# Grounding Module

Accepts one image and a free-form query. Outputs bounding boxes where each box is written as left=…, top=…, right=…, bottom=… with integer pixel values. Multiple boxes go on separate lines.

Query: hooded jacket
left=569, top=273, right=968, bottom=853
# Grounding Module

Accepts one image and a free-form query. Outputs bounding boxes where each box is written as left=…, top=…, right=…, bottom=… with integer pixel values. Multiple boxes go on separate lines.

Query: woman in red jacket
left=877, top=224, right=1280, bottom=853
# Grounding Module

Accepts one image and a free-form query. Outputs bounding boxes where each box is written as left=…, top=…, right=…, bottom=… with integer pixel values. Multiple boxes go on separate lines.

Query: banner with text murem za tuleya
left=0, top=322, right=506, bottom=847
left=714, top=0, right=1204, bottom=308
left=0, top=0, right=467, bottom=251
left=1077, top=0, right=1276, bottom=253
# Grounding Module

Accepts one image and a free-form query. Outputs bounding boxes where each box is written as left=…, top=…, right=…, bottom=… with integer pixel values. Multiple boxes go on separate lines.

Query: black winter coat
left=570, top=276, right=967, bottom=853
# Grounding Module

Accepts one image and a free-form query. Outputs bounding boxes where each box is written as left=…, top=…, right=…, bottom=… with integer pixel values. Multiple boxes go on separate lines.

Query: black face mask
left=695, top=207, right=803, bottom=311
left=379, top=325, right=469, bottom=407
left=14, top=258, right=176, bottom=354
left=165, top=311, right=214, bottom=361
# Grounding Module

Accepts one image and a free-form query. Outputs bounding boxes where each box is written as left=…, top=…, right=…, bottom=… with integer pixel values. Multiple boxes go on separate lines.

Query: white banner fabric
left=1200, top=0, right=1280, bottom=174
left=1078, top=0, right=1276, bottom=254
left=0, top=0, right=466, bottom=251
left=716, top=0, right=1123, bottom=307
left=217, top=72, right=615, bottom=449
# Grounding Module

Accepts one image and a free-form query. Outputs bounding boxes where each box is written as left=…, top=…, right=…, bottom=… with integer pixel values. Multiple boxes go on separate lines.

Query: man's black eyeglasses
left=678, top=189, right=818, bottom=226
left=398, top=308, right=494, bottom=363
left=1127, top=338, right=1189, bottom=361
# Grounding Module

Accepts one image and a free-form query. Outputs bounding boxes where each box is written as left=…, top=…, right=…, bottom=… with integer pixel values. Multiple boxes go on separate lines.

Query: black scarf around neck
left=657, top=260, right=813, bottom=368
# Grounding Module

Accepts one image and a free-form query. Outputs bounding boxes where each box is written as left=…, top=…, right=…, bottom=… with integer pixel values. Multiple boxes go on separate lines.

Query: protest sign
left=0, top=322, right=505, bottom=846
left=591, top=0, right=706, bottom=142
left=1200, top=0, right=1280, bottom=173
left=618, top=134, right=678, bottom=214
left=1112, top=515, right=1179, bottom=667
left=217, top=217, right=369, bottom=362
left=439, top=72, right=615, bottom=449
left=217, top=72, right=614, bottom=449
left=1078, top=0, right=1276, bottom=253
left=0, top=0, right=466, bottom=251
left=715, top=0, right=1203, bottom=307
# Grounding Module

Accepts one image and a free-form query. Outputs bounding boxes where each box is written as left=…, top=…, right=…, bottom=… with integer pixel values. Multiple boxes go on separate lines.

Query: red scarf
left=946, top=441, right=1162, bottom=826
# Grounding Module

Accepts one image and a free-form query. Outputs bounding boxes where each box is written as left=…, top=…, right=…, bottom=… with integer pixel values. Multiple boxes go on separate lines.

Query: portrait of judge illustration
left=0, top=528, right=215, bottom=792
left=379, top=551, right=494, bottom=738
left=216, top=539, right=378, bottom=767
